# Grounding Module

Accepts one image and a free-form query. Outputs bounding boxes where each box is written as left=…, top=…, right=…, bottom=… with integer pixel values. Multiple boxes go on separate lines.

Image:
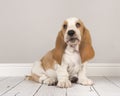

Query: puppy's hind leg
left=27, top=61, right=48, bottom=83
left=26, top=73, right=47, bottom=83
left=28, top=61, right=57, bottom=85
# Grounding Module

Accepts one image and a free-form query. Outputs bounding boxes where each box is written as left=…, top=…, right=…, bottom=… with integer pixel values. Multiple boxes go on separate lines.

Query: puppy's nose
left=68, top=30, right=75, bottom=36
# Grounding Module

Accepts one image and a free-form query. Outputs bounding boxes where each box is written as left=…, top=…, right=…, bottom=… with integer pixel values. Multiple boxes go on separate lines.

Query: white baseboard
left=0, top=63, right=120, bottom=76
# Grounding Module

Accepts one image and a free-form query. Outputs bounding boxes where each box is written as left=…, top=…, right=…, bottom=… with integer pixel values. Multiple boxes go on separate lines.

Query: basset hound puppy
left=28, top=17, right=95, bottom=88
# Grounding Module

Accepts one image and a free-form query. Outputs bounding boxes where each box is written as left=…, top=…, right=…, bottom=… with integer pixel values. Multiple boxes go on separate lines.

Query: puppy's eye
left=76, top=23, right=80, bottom=28
left=63, top=24, right=67, bottom=29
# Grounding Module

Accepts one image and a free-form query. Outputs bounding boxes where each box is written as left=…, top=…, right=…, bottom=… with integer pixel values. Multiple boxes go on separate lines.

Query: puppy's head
left=53, top=17, right=95, bottom=63
left=63, top=17, right=82, bottom=46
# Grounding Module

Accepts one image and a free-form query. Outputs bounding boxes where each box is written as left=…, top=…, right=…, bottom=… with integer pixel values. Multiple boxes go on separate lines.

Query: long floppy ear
left=79, top=26, right=95, bottom=63
left=52, top=30, right=66, bottom=64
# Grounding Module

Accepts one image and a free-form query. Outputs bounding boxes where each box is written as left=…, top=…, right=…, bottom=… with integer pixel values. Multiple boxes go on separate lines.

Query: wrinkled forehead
left=66, top=17, right=79, bottom=26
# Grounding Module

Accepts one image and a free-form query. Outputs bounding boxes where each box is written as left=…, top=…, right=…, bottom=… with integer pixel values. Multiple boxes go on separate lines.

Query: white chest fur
left=62, top=45, right=81, bottom=77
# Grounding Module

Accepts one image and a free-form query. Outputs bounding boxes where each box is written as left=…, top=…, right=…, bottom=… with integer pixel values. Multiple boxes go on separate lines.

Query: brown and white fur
left=28, top=17, right=95, bottom=88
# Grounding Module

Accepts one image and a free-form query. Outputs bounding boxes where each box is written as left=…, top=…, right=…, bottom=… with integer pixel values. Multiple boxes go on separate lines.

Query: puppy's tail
left=25, top=73, right=41, bottom=83
left=25, top=75, right=33, bottom=80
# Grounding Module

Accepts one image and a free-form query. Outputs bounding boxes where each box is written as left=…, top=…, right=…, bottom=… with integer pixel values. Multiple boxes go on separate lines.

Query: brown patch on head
left=62, top=21, right=68, bottom=31
left=78, top=21, right=95, bottom=63
left=75, top=20, right=84, bottom=37
left=52, top=29, right=67, bottom=64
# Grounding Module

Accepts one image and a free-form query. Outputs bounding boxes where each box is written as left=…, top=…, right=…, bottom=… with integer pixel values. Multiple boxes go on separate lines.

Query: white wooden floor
left=0, top=77, right=120, bottom=96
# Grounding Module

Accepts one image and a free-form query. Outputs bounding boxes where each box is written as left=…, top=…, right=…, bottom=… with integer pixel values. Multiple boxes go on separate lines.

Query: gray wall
left=0, top=0, right=120, bottom=63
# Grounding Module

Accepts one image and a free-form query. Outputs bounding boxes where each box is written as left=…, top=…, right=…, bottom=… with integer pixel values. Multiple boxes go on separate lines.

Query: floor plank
left=0, top=77, right=120, bottom=96
left=91, top=76, right=120, bottom=96
left=53, top=87, right=66, bottom=96
left=67, top=84, right=99, bottom=96
left=0, top=78, right=8, bottom=81
left=34, top=84, right=66, bottom=96
left=2, top=80, right=42, bottom=96
left=0, top=77, right=24, bottom=96
left=105, top=76, right=120, bottom=88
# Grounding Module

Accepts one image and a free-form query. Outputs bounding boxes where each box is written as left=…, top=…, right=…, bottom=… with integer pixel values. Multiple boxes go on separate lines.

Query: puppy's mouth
left=67, top=37, right=80, bottom=44
left=69, top=38, right=79, bottom=43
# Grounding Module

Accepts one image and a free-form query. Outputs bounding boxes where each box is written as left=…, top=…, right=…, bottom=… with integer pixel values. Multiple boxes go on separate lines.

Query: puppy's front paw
left=78, top=78, right=94, bottom=86
left=57, top=79, right=71, bottom=88
left=43, top=78, right=56, bottom=86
